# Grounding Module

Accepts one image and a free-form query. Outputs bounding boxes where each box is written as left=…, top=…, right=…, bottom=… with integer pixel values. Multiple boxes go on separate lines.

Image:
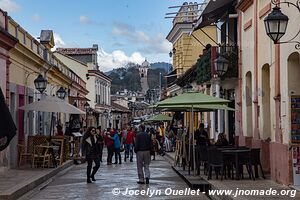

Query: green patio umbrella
left=155, top=104, right=235, bottom=112
left=155, top=92, right=231, bottom=176
left=146, top=114, right=172, bottom=122
left=156, top=92, right=230, bottom=106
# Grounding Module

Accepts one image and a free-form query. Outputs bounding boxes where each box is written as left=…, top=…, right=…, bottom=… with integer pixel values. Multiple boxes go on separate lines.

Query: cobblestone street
left=20, top=154, right=208, bottom=200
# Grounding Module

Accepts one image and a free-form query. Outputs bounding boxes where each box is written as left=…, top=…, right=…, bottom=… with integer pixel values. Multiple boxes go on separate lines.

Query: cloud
left=0, top=0, right=20, bottom=12
left=51, top=32, right=66, bottom=51
left=98, top=48, right=145, bottom=72
left=31, top=14, right=41, bottom=23
left=112, top=21, right=171, bottom=54
left=79, top=15, right=103, bottom=26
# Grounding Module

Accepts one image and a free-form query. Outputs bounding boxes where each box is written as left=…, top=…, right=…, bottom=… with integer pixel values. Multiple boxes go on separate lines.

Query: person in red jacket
left=104, top=128, right=114, bottom=165
left=124, top=125, right=134, bottom=162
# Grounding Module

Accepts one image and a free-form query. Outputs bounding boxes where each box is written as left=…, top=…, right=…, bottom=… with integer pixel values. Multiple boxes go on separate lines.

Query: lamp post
left=213, top=56, right=229, bottom=138
left=34, top=74, right=48, bottom=135
left=214, top=56, right=229, bottom=77
left=264, top=6, right=289, bottom=44
left=56, top=87, right=66, bottom=100
left=34, top=74, right=47, bottom=94
left=264, top=1, right=300, bottom=49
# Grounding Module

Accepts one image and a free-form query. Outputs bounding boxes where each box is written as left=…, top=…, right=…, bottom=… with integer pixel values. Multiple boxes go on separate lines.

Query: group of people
left=82, top=124, right=152, bottom=184
left=194, top=123, right=229, bottom=147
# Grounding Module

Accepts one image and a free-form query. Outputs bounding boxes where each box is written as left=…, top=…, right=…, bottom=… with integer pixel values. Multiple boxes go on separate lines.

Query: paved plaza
left=19, top=155, right=209, bottom=200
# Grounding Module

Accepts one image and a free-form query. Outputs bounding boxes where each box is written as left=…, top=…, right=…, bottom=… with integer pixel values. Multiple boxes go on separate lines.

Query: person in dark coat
left=96, top=126, right=104, bottom=162
left=134, top=124, right=152, bottom=184
left=83, top=127, right=101, bottom=183
left=194, top=123, right=210, bottom=146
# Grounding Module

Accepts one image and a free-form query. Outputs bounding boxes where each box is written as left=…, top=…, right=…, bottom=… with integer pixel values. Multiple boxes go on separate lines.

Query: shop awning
left=195, top=0, right=236, bottom=30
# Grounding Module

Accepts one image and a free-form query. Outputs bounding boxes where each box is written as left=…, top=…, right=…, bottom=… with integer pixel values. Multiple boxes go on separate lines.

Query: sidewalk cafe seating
left=207, top=147, right=225, bottom=180
left=32, top=145, right=51, bottom=168
left=250, top=148, right=265, bottom=179
left=197, top=146, right=208, bottom=175
left=17, top=144, right=32, bottom=167
left=236, top=150, right=254, bottom=180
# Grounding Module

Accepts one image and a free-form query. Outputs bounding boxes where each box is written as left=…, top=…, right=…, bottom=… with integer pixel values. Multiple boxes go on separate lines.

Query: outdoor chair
left=198, top=146, right=209, bottom=175
left=207, top=147, right=225, bottom=180
left=17, top=144, right=32, bottom=167
left=236, top=151, right=254, bottom=180
left=222, top=152, right=235, bottom=179
left=32, top=145, right=51, bottom=168
left=250, top=148, right=265, bottom=179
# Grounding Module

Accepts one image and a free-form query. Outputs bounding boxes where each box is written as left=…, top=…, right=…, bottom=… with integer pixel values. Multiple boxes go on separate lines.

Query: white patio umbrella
left=20, top=96, right=85, bottom=136
left=20, top=96, right=85, bottom=114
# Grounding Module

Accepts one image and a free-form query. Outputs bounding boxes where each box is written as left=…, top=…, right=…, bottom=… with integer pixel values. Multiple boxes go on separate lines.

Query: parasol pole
left=49, top=112, right=54, bottom=142
left=188, top=110, right=191, bottom=175
left=192, top=105, right=196, bottom=176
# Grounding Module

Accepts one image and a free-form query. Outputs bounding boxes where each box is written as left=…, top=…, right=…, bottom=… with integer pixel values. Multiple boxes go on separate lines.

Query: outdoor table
left=221, top=149, right=251, bottom=180
left=40, top=145, right=58, bottom=167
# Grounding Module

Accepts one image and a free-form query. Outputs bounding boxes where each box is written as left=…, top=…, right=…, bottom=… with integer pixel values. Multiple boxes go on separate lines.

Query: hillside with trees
left=108, top=62, right=168, bottom=94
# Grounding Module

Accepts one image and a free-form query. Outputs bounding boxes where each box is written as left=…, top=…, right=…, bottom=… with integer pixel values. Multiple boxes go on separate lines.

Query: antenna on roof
left=168, top=3, right=206, bottom=9
left=165, top=2, right=206, bottom=21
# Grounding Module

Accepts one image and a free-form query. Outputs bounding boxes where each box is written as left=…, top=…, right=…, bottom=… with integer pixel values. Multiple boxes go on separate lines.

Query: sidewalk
left=0, top=160, right=73, bottom=200
left=165, top=152, right=300, bottom=200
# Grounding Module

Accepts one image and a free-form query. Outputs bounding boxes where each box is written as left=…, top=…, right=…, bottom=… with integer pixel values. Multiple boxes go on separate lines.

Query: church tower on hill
left=139, top=59, right=150, bottom=94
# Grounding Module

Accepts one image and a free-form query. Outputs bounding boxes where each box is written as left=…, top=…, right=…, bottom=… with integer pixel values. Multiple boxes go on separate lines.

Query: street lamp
left=264, top=6, right=289, bottom=44
left=214, top=56, right=229, bottom=77
left=56, top=87, right=66, bottom=99
left=34, top=74, right=47, bottom=93
left=84, top=102, right=90, bottom=111
left=263, top=1, right=300, bottom=49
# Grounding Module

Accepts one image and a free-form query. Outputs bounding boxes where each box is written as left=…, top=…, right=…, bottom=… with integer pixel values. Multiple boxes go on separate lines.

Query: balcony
left=218, top=44, right=238, bottom=79
left=196, top=44, right=238, bottom=84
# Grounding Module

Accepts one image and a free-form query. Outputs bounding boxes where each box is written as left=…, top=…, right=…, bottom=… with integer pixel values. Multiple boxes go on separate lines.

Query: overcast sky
left=0, top=0, right=191, bottom=71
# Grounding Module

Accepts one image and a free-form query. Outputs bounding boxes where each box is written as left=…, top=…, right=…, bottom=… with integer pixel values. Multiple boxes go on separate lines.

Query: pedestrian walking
left=111, top=129, right=122, bottom=164
left=124, top=125, right=134, bottom=162
left=134, top=124, right=151, bottom=184
left=104, top=128, right=114, bottom=165
left=82, top=127, right=101, bottom=183
left=96, top=126, right=104, bottom=162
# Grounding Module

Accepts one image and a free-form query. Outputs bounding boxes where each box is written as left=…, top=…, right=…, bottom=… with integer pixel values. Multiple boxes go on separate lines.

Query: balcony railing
left=196, top=44, right=238, bottom=84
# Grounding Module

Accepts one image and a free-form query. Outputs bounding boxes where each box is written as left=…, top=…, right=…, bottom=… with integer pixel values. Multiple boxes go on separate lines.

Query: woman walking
left=83, top=127, right=101, bottom=183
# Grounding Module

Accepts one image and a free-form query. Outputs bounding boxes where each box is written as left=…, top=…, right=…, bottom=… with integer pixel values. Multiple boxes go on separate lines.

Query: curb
left=0, top=160, right=73, bottom=200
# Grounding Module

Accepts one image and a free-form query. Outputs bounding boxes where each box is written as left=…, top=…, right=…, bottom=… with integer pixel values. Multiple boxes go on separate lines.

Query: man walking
left=124, top=125, right=134, bottom=162
left=134, top=124, right=151, bottom=184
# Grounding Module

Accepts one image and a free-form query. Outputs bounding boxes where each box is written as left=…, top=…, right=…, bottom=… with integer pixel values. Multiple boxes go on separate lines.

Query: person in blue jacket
left=111, top=129, right=122, bottom=164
